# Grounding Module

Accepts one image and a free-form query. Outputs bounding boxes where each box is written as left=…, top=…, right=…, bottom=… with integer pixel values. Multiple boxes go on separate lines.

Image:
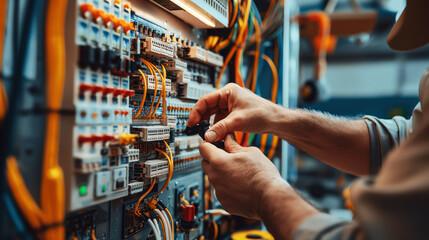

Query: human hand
left=188, top=83, right=281, bottom=142
left=200, top=134, right=288, bottom=219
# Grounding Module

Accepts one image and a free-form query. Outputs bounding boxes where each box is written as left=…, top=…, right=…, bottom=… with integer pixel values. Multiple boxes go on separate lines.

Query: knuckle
left=231, top=115, right=243, bottom=127
left=248, top=146, right=260, bottom=153
left=210, top=159, right=222, bottom=169
left=225, top=83, right=238, bottom=89
left=216, top=120, right=229, bottom=135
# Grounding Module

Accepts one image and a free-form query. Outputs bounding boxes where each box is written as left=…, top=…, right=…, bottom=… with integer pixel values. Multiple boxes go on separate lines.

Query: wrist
left=257, top=178, right=319, bottom=238
left=267, top=106, right=296, bottom=136
left=256, top=177, right=292, bottom=218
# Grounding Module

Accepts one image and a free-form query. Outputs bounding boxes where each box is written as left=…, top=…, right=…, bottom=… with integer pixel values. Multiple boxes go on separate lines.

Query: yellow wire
left=141, top=59, right=157, bottom=117
left=180, top=198, right=190, bottom=205
left=134, top=69, right=148, bottom=118
left=135, top=178, right=156, bottom=216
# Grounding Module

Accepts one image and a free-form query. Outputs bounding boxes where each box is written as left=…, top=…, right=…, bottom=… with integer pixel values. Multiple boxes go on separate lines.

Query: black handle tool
left=184, top=120, right=225, bottom=149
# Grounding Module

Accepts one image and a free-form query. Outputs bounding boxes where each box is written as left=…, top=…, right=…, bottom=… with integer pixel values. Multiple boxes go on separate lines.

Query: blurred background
left=292, top=0, right=428, bottom=220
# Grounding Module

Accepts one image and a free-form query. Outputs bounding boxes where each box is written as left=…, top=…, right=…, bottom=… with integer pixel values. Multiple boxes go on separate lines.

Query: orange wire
left=246, top=52, right=279, bottom=157
left=161, top=65, right=167, bottom=118
left=212, top=220, right=218, bottom=240
left=0, top=0, right=8, bottom=120
left=91, top=229, right=96, bottom=240
left=141, top=59, right=157, bottom=117
left=149, top=64, right=165, bottom=118
left=215, top=0, right=252, bottom=89
left=151, top=140, right=173, bottom=200
left=250, top=16, right=261, bottom=92
left=133, top=69, right=147, bottom=118
left=135, top=178, right=156, bottom=216
left=41, top=0, right=68, bottom=238
left=165, top=208, right=174, bottom=239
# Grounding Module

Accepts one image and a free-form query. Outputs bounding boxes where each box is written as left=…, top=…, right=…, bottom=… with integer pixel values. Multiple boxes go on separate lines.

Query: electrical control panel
left=58, top=0, right=223, bottom=239
left=1, top=0, right=292, bottom=238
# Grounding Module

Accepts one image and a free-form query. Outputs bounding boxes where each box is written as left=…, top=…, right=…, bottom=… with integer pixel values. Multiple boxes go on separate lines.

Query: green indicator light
left=79, top=185, right=87, bottom=196
left=102, top=185, right=106, bottom=192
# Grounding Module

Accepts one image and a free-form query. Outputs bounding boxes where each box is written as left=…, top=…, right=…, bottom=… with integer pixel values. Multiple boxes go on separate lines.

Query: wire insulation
left=134, top=69, right=148, bottom=118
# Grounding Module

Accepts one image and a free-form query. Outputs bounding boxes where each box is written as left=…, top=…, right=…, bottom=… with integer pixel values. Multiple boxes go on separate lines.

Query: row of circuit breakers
left=65, top=0, right=225, bottom=239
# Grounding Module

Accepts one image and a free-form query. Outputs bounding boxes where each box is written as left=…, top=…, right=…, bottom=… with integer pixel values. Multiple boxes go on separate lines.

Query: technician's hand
left=200, top=134, right=288, bottom=219
left=188, top=83, right=281, bottom=142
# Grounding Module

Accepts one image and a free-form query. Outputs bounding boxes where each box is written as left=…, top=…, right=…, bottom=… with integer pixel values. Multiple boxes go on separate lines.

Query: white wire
left=156, top=209, right=171, bottom=240
left=155, top=210, right=168, bottom=240
left=153, top=218, right=162, bottom=240
left=162, top=210, right=172, bottom=240
left=162, top=210, right=173, bottom=240
left=148, top=219, right=161, bottom=240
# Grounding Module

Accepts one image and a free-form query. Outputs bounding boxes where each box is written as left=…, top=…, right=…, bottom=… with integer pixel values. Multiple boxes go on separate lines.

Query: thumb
left=199, top=141, right=227, bottom=163
left=224, top=133, right=244, bottom=153
left=205, top=114, right=240, bottom=142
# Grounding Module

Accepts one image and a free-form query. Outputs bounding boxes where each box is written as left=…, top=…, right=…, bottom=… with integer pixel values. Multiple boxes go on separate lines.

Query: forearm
left=258, top=179, right=319, bottom=239
left=268, top=106, right=370, bottom=176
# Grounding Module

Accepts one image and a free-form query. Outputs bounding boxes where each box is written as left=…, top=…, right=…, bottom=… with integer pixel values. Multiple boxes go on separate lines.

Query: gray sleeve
left=362, top=115, right=412, bottom=174
left=293, top=214, right=363, bottom=240
left=362, top=103, right=422, bottom=175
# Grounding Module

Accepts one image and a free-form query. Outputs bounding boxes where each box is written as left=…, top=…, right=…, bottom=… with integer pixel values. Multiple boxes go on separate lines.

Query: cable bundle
left=134, top=140, right=174, bottom=240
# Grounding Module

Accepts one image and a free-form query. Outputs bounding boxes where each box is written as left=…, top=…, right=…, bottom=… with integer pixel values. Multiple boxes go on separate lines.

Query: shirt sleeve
left=293, top=116, right=429, bottom=240
left=292, top=68, right=429, bottom=240
left=362, top=115, right=413, bottom=174
left=362, top=100, right=424, bottom=175
left=293, top=213, right=364, bottom=240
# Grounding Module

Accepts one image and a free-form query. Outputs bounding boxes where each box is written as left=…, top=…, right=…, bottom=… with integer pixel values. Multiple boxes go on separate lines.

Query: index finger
left=187, top=87, right=230, bottom=127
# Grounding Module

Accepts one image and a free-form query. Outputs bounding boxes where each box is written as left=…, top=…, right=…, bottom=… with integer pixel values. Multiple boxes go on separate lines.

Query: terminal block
left=177, top=82, right=216, bottom=100
left=184, top=46, right=206, bottom=63
left=128, top=181, right=144, bottom=194
left=132, top=74, right=172, bottom=92
left=206, top=51, right=224, bottom=67
left=140, top=37, right=175, bottom=58
left=165, top=59, right=188, bottom=71
left=162, top=115, right=177, bottom=128
left=134, top=160, right=169, bottom=178
left=132, top=126, right=170, bottom=142
left=128, top=149, right=140, bottom=163
left=146, top=75, right=172, bottom=92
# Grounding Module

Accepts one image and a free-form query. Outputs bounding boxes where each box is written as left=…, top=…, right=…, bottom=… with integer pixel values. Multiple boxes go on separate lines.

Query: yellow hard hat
left=387, top=0, right=429, bottom=51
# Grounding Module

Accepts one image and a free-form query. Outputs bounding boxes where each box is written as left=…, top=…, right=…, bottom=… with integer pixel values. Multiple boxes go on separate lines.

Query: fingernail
left=205, top=131, right=217, bottom=142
